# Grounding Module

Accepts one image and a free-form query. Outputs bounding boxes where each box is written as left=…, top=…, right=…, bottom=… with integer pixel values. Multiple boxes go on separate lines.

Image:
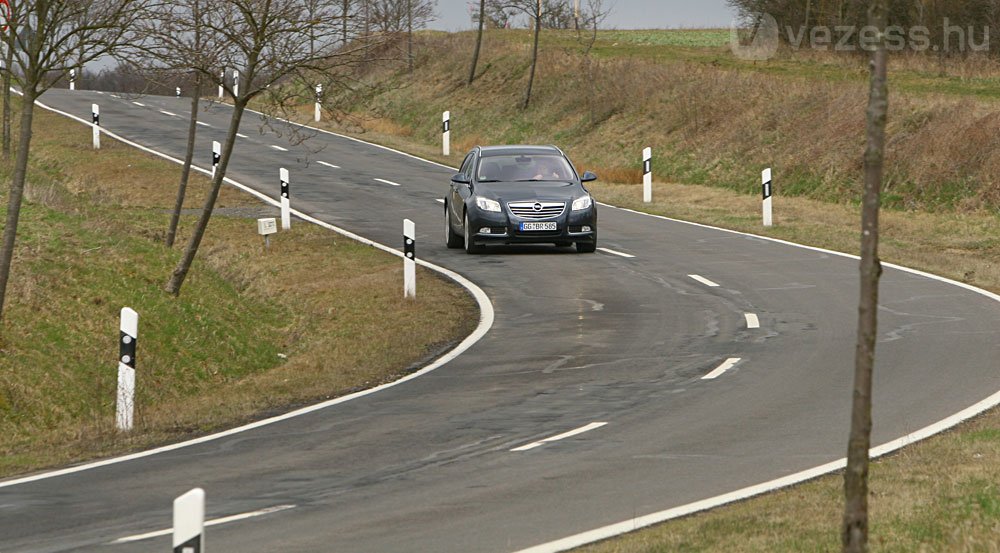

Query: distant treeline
left=728, top=0, right=997, bottom=55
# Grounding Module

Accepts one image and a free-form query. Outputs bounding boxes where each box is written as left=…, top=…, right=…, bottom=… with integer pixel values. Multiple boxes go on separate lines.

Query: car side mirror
left=581, top=171, right=598, bottom=183
left=451, top=173, right=471, bottom=185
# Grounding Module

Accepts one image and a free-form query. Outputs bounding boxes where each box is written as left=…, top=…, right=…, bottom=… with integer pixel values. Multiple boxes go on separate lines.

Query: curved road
left=1, top=90, right=998, bottom=552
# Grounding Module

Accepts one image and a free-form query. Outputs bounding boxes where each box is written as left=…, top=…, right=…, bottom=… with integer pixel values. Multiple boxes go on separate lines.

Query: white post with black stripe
left=232, top=69, right=239, bottom=98
left=442, top=111, right=450, bottom=156
left=403, top=219, right=416, bottom=298
left=279, top=168, right=291, bottom=230
left=176, top=86, right=181, bottom=98
left=211, top=141, right=220, bottom=180
left=762, top=168, right=773, bottom=227
left=91, top=104, right=100, bottom=150
left=69, top=69, right=76, bottom=91
left=314, top=84, right=322, bottom=123
left=173, top=488, right=205, bottom=553
left=642, top=147, right=652, bottom=203
left=116, top=307, right=138, bottom=432
left=218, top=69, right=224, bottom=99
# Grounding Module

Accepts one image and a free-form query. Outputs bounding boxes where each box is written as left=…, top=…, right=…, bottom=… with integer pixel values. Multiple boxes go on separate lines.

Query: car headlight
left=572, top=195, right=593, bottom=211
left=475, top=196, right=501, bottom=212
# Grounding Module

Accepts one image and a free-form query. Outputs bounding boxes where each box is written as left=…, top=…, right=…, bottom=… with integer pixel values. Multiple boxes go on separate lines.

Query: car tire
left=576, top=234, right=597, bottom=254
left=445, top=203, right=463, bottom=249
left=464, top=212, right=483, bottom=254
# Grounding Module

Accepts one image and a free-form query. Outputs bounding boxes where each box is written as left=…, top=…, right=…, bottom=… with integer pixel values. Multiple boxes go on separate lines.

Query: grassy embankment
left=0, top=99, right=476, bottom=478
left=286, top=29, right=1000, bottom=551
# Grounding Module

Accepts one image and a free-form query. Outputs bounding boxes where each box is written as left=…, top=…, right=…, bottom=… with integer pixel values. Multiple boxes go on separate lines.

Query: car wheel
left=576, top=232, right=597, bottom=254
left=464, top=212, right=483, bottom=254
left=445, top=203, right=463, bottom=249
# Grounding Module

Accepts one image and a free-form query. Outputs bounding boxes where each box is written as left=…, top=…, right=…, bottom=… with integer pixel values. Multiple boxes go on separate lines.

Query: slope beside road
left=0, top=90, right=997, bottom=552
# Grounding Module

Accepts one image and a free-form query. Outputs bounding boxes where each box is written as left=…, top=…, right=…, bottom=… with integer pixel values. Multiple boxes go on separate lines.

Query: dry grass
left=0, top=99, right=476, bottom=477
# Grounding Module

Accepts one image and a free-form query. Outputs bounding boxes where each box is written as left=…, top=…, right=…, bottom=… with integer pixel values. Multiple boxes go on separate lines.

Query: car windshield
left=477, top=154, right=575, bottom=182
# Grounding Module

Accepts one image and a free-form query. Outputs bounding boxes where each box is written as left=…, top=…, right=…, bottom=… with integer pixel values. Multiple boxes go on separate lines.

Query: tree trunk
left=2, top=36, right=14, bottom=159
left=165, top=101, right=248, bottom=296
left=166, top=75, right=203, bottom=248
left=842, top=2, right=888, bottom=553
left=468, top=0, right=485, bottom=85
left=0, top=88, right=38, bottom=322
left=523, top=1, right=542, bottom=110
left=804, top=0, right=812, bottom=31
left=342, top=0, right=349, bottom=45
left=407, top=0, right=413, bottom=72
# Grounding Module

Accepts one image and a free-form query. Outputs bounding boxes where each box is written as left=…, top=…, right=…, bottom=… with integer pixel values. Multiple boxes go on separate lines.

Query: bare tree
left=842, top=1, right=888, bottom=552
left=468, top=0, right=485, bottom=84
left=0, top=0, right=140, bottom=325
left=2, top=31, right=13, bottom=159
left=486, top=0, right=543, bottom=108
left=164, top=0, right=369, bottom=296
left=574, top=0, right=610, bottom=125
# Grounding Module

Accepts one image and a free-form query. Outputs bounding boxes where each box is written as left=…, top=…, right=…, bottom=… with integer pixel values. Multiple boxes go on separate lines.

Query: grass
left=0, top=98, right=476, bottom=478
left=283, top=28, right=1000, bottom=551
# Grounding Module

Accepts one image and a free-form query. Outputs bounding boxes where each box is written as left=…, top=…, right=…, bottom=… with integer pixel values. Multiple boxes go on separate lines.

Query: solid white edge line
left=0, top=93, right=496, bottom=490
left=132, top=101, right=145, bottom=107
left=196, top=121, right=211, bottom=127
left=236, top=132, right=248, bottom=138
left=112, top=504, right=296, bottom=543
left=596, top=247, right=635, bottom=259
left=701, top=358, right=742, bottom=380
left=159, top=110, right=177, bottom=117
left=745, top=313, right=760, bottom=329
left=187, top=97, right=1000, bottom=553
left=374, top=177, right=402, bottom=187
left=270, top=144, right=288, bottom=151
left=436, top=198, right=445, bottom=204
left=31, top=94, right=1000, bottom=553
left=316, top=160, right=340, bottom=169
left=510, top=422, right=608, bottom=452
left=688, top=274, right=720, bottom=288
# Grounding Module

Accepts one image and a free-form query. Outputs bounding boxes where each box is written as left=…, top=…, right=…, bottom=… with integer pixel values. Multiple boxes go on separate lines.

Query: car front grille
left=507, top=201, right=566, bottom=220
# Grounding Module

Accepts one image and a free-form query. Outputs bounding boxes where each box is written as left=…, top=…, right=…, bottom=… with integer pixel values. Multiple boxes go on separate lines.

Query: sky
left=427, top=0, right=738, bottom=31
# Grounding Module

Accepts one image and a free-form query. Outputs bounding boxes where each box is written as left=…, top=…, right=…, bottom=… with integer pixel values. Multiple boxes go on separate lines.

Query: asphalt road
left=1, top=90, right=998, bottom=552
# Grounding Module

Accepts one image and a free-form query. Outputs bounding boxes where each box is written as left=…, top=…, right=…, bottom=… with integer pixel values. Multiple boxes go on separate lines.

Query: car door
left=451, top=151, right=476, bottom=225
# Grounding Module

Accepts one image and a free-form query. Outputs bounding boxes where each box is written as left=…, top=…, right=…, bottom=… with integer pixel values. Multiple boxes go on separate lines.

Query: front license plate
left=520, top=222, right=558, bottom=232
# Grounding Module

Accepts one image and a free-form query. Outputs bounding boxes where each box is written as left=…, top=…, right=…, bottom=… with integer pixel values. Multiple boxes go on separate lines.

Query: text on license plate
left=520, top=222, right=557, bottom=231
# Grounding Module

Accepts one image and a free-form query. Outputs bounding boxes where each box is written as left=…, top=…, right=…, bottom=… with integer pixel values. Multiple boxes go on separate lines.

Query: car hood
left=475, top=181, right=581, bottom=203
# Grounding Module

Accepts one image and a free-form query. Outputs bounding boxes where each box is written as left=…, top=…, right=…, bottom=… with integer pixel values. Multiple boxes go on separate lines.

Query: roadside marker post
left=116, top=307, right=138, bottom=432
left=642, top=147, right=652, bottom=203
left=176, top=86, right=181, bottom=98
left=211, top=141, right=220, bottom=179
left=69, top=69, right=76, bottom=91
left=232, top=69, right=239, bottom=98
left=442, top=111, right=450, bottom=156
left=173, top=488, right=205, bottom=553
left=404, top=219, right=416, bottom=298
left=762, top=168, right=773, bottom=227
left=314, top=84, right=322, bottom=123
left=279, top=168, right=291, bottom=230
left=218, top=69, right=224, bottom=99
left=91, top=104, right=100, bottom=149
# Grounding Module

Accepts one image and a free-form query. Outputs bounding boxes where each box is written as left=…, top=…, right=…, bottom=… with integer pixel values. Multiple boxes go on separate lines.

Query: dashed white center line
left=702, top=358, right=742, bottom=380
left=236, top=133, right=248, bottom=138
left=270, top=145, right=288, bottom=151
left=510, top=422, right=608, bottom=452
left=159, top=110, right=178, bottom=117
left=374, top=178, right=401, bottom=187
left=689, top=274, right=720, bottom=288
left=745, top=313, right=760, bottom=329
left=111, top=504, right=296, bottom=544
left=597, top=247, right=635, bottom=259
left=96, top=91, right=104, bottom=95
left=196, top=121, right=211, bottom=127
left=317, top=161, right=340, bottom=169
left=132, top=101, right=145, bottom=107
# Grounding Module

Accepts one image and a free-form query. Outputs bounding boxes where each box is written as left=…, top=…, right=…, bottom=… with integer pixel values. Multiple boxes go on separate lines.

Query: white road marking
left=196, top=121, right=211, bottom=127
left=702, top=358, right=742, bottom=380
left=510, top=422, right=608, bottom=452
left=436, top=198, right=445, bottom=204
left=689, top=274, right=720, bottom=288
left=236, top=132, right=248, bottom=138
left=132, top=101, right=145, bottom=107
left=597, top=247, right=635, bottom=259
left=96, top=91, right=104, bottom=95
left=111, top=504, right=296, bottom=544
left=270, top=145, right=288, bottom=151
left=745, top=313, right=760, bottom=329
left=159, top=110, right=177, bottom=117
left=317, top=160, right=340, bottom=169
left=374, top=178, right=401, bottom=187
